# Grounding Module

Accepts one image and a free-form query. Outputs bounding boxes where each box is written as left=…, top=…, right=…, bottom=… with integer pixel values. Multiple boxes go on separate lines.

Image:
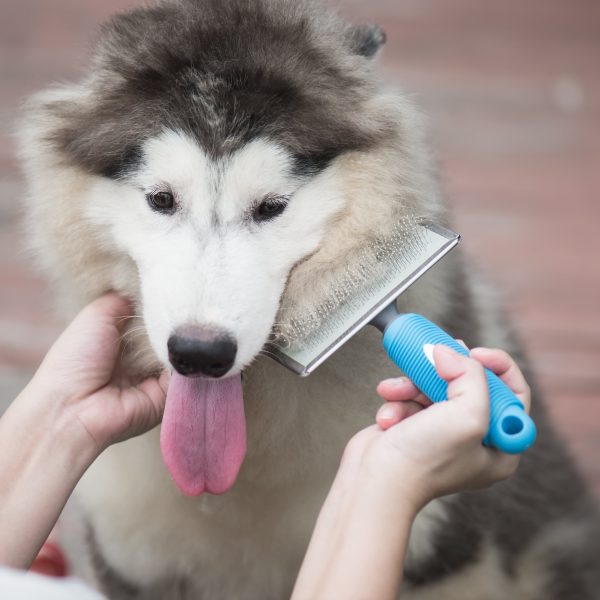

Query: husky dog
left=18, top=0, right=599, bottom=598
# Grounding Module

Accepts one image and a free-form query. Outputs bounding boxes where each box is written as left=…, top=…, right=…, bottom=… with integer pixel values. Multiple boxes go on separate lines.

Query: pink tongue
left=160, top=373, right=246, bottom=496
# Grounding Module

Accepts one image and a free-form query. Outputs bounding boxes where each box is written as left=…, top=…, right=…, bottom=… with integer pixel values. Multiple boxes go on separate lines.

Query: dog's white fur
left=93, top=131, right=350, bottom=371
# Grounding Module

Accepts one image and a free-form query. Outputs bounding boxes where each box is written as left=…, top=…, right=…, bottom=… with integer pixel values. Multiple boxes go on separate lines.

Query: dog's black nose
left=168, top=326, right=237, bottom=378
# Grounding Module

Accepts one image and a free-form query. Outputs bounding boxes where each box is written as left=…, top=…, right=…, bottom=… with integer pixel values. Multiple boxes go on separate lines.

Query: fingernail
left=380, top=377, right=409, bottom=388
left=434, top=345, right=463, bottom=370
left=436, top=345, right=457, bottom=356
left=378, top=406, right=396, bottom=421
left=425, top=344, right=461, bottom=368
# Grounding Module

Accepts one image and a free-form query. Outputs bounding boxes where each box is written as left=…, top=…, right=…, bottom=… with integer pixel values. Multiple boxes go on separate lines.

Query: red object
left=29, top=541, right=68, bottom=578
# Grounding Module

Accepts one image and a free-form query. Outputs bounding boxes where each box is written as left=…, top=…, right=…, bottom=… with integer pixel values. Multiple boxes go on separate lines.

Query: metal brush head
left=265, top=221, right=460, bottom=376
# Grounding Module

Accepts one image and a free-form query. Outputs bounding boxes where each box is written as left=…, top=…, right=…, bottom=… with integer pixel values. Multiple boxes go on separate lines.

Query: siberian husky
left=18, top=0, right=599, bottom=597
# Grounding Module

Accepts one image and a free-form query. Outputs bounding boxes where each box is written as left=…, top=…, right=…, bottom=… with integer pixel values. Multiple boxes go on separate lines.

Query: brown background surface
left=1, top=0, right=599, bottom=493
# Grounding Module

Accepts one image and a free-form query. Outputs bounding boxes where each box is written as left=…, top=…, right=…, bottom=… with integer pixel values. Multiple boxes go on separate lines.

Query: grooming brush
left=266, top=220, right=536, bottom=454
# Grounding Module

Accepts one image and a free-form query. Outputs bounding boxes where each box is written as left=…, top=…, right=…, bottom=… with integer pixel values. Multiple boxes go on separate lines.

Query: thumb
left=39, top=294, right=132, bottom=385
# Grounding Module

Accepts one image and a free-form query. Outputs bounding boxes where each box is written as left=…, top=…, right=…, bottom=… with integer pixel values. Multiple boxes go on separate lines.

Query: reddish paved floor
left=1, top=0, right=599, bottom=494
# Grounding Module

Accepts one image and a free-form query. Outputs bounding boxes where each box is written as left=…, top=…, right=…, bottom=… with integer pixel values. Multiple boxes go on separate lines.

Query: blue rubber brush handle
left=382, top=313, right=536, bottom=454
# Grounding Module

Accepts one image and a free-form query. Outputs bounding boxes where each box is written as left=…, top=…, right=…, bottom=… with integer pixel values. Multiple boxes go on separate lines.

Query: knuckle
left=496, top=348, right=511, bottom=360
left=344, top=433, right=363, bottom=455
left=489, top=348, right=511, bottom=365
left=463, top=413, right=487, bottom=440
left=467, top=357, right=486, bottom=376
left=342, top=436, right=362, bottom=463
left=343, top=429, right=375, bottom=461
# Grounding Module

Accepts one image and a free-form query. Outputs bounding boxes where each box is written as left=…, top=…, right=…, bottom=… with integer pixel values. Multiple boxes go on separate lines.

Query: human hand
left=23, top=293, right=169, bottom=455
left=343, top=345, right=531, bottom=513
left=0, top=294, right=169, bottom=568
left=294, top=345, right=530, bottom=600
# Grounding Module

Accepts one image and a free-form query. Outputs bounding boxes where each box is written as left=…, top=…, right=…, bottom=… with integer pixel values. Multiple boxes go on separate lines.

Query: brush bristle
left=271, top=215, right=425, bottom=347
left=266, top=220, right=459, bottom=375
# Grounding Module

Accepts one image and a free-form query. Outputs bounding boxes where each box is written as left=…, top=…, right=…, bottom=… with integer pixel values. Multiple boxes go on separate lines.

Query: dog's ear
left=347, top=23, right=386, bottom=58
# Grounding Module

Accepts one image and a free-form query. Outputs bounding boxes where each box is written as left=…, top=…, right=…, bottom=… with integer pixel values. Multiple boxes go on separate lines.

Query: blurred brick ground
left=1, top=0, right=599, bottom=494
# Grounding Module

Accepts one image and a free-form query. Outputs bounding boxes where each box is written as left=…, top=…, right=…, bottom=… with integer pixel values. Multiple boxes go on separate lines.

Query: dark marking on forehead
left=43, top=0, right=395, bottom=180
left=101, top=145, right=143, bottom=180
left=291, top=149, right=341, bottom=178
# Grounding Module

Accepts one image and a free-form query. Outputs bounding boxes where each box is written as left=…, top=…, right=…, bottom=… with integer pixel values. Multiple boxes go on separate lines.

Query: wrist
left=0, top=384, right=98, bottom=568
left=359, top=445, right=430, bottom=518
left=11, top=381, right=100, bottom=474
left=299, top=465, right=416, bottom=600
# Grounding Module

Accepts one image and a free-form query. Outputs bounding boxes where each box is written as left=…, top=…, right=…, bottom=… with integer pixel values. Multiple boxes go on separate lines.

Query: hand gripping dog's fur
left=18, top=0, right=600, bottom=597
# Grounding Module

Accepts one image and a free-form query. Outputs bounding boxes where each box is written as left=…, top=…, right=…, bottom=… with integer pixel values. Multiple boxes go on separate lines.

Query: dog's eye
left=147, top=191, right=175, bottom=214
left=253, top=195, right=289, bottom=222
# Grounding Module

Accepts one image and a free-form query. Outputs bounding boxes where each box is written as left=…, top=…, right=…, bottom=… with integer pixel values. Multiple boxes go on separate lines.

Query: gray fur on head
left=18, top=0, right=440, bottom=374
left=40, top=0, right=393, bottom=180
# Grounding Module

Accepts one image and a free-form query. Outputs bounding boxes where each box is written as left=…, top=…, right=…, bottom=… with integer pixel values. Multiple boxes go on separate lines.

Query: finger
left=433, top=345, right=490, bottom=426
left=137, top=375, right=168, bottom=407
left=376, top=400, right=423, bottom=430
left=158, top=370, right=171, bottom=396
left=377, top=378, right=431, bottom=407
left=85, top=293, right=133, bottom=332
left=40, top=294, right=129, bottom=378
left=112, top=383, right=164, bottom=443
left=456, top=339, right=469, bottom=350
left=469, top=347, right=530, bottom=412
left=55, top=294, right=132, bottom=353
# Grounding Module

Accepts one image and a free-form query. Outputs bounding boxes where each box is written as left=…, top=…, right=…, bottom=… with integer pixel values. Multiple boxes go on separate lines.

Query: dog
left=18, top=0, right=600, bottom=597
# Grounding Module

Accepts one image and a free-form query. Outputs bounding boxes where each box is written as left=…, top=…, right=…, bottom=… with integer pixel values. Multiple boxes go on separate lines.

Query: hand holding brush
left=292, top=344, right=531, bottom=600
left=268, top=221, right=536, bottom=454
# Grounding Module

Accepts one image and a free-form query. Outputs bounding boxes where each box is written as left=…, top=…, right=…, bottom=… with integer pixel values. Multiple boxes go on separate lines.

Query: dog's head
left=20, top=0, right=440, bottom=379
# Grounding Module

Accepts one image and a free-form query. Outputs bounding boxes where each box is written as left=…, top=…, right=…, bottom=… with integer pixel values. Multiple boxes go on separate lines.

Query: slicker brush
left=265, top=219, right=536, bottom=455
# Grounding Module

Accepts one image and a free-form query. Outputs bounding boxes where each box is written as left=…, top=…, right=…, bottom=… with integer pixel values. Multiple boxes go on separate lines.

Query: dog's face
left=88, top=130, right=346, bottom=374
left=22, top=0, right=401, bottom=378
